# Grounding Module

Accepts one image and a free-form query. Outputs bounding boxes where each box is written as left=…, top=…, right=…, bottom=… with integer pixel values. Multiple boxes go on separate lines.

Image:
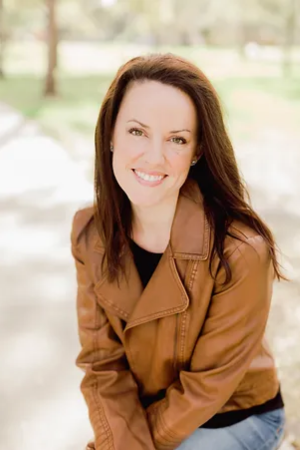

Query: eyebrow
left=127, top=119, right=191, bottom=134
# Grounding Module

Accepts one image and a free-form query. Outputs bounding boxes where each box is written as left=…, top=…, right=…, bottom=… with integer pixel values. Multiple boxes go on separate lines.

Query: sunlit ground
left=0, top=42, right=299, bottom=449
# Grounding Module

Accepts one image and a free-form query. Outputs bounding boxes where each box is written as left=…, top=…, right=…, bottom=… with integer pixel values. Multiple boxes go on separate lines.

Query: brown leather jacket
left=71, top=179, right=280, bottom=450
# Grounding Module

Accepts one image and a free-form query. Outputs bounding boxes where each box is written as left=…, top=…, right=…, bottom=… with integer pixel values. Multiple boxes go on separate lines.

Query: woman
left=71, top=53, right=287, bottom=450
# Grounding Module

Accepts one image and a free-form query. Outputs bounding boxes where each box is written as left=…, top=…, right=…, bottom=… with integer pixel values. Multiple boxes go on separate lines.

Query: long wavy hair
left=94, top=52, right=286, bottom=285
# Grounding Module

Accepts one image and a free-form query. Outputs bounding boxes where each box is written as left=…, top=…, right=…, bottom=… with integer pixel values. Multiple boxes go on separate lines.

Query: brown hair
left=94, top=52, right=287, bottom=284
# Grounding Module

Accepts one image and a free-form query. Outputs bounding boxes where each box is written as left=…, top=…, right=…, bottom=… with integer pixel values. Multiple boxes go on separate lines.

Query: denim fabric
left=176, top=408, right=286, bottom=450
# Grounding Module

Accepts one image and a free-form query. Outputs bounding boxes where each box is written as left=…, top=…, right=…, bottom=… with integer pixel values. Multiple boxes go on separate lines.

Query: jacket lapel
left=124, top=244, right=189, bottom=330
left=93, top=248, right=142, bottom=322
left=93, top=179, right=211, bottom=329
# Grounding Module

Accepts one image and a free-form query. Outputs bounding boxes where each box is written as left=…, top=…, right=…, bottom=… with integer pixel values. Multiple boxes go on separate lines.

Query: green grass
left=215, top=76, right=300, bottom=140
left=0, top=73, right=113, bottom=140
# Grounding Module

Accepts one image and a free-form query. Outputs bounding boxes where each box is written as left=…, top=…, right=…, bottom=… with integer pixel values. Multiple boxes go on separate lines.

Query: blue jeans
left=176, top=408, right=286, bottom=450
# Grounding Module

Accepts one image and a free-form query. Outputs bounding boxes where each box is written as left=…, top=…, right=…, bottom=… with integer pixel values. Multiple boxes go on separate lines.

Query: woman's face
left=111, top=80, right=199, bottom=208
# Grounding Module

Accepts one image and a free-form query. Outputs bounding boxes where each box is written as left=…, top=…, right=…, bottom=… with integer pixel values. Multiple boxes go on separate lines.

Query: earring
left=110, top=143, right=114, bottom=152
left=191, top=152, right=202, bottom=166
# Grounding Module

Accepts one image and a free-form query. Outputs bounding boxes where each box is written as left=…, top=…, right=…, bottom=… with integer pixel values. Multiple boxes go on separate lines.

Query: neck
left=130, top=193, right=179, bottom=252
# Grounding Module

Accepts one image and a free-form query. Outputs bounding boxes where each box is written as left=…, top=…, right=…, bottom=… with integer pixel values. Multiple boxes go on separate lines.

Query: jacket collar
left=93, top=178, right=210, bottom=330
left=169, top=178, right=210, bottom=260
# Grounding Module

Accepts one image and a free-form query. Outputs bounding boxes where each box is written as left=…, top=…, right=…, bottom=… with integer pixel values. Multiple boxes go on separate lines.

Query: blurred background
left=0, top=0, right=299, bottom=449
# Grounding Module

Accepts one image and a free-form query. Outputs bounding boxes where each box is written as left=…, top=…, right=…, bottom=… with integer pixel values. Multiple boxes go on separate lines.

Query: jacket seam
left=128, top=305, right=187, bottom=328
left=189, top=260, right=199, bottom=289
left=91, top=385, right=114, bottom=450
left=156, top=404, right=182, bottom=445
left=96, top=292, right=130, bottom=320
left=92, top=299, right=115, bottom=450
left=179, top=311, right=187, bottom=367
left=227, top=234, right=263, bottom=260
left=169, top=255, right=190, bottom=304
left=172, top=253, right=207, bottom=260
left=181, top=261, right=198, bottom=364
left=178, top=260, right=197, bottom=366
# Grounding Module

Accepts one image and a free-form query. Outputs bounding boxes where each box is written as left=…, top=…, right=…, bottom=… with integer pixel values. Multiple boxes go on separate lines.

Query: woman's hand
left=85, top=440, right=95, bottom=450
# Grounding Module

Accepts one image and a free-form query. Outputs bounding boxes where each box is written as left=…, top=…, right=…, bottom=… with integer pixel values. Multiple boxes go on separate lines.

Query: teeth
left=135, top=170, right=164, bottom=182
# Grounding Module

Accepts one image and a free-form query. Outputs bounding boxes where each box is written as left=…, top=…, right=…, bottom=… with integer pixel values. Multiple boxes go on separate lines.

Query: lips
left=132, top=169, right=166, bottom=177
left=132, top=169, right=167, bottom=186
left=132, top=169, right=167, bottom=181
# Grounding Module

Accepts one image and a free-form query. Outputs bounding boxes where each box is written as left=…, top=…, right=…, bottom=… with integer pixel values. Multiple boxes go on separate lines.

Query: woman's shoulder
left=211, top=220, right=273, bottom=288
left=223, top=219, right=269, bottom=261
left=70, top=205, right=99, bottom=251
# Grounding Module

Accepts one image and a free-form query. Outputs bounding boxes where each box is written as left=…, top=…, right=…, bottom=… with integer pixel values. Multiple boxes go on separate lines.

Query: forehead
left=117, top=80, right=197, bottom=127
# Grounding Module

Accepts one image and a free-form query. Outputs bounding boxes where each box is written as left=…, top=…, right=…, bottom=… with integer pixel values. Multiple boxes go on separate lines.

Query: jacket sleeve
left=146, top=235, right=275, bottom=450
left=71, top=211, right=156, bottom=450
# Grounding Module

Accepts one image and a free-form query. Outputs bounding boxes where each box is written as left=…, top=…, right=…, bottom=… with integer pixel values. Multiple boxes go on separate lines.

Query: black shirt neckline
left=129, top=238, right=164, bottom=257
left=129, top=238, right=163, bottom=288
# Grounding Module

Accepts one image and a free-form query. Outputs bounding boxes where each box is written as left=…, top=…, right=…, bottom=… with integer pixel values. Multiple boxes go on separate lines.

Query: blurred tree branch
left=0, top=0, right=4, bottom=78
left=44, top=0, right=57, bottom=96
left=282, top=0, right=298, bottom=77
left=0, top=0, right=299, bottom=66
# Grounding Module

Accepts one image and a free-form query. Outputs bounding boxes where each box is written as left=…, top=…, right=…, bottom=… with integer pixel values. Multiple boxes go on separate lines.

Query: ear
left=195, top=147, right=203, bottom=162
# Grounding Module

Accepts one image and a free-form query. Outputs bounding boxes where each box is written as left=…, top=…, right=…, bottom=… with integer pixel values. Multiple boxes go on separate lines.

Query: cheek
left=114, top=140, right=138, bottom=164
left=113, top=149, right=132, bottom=174
left=112, top=146, right=137, bottom=186
left=169, top=152, right=192, bottom=175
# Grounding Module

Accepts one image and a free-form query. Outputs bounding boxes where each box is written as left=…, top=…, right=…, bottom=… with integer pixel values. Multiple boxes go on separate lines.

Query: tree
left=44, top=0, right=57, bottom=96
left=282, top=0, right=298, bottom=77
left=0, top=0, right=4, bottom=78
left=257, top=0, right=299, bottom=76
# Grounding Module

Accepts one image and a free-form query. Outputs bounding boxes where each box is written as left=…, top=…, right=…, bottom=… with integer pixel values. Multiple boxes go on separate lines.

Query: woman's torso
left=74, top=179, right=283, bottom=431
left=129, top=237, right=284, bottom=428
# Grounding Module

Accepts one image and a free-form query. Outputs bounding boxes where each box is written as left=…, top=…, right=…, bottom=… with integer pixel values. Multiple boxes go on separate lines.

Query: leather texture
left=71, top=178, right=280, bottom=450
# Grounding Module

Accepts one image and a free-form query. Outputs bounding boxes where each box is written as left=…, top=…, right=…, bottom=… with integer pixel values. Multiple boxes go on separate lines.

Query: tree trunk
left=236, top=0, right=247, bottom=60
left=282, top=0, right=297, bottom=77
left=44, top=0, right=57, bottom=96
left=0, top=0, right=4, bottom=78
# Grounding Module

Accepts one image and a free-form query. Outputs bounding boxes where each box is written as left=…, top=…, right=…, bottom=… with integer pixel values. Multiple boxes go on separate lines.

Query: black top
left=129, top=238, right=284, bottom=428
left=129, top=238, right=163, bottom=286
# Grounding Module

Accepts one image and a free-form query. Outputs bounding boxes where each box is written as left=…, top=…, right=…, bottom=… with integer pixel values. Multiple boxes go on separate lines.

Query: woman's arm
left=146, top=235, right=274, bottom=450
left=71, top=210, right=156, bottom=450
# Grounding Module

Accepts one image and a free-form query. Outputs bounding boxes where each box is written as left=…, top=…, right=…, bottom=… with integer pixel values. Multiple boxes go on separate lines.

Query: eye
left=129, top=128, right=144, bottom=136
left=171, top=136, right=187, bottom=145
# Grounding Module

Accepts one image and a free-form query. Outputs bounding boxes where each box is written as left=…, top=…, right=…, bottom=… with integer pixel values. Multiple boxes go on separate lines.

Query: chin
left=116, top=173, right=180, bottom=207
left=126, top=191, right=164, bottom=208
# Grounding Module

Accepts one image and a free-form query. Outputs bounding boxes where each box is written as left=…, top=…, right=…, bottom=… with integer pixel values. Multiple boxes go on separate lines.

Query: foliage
left=2, top=0, right=299, bottom=45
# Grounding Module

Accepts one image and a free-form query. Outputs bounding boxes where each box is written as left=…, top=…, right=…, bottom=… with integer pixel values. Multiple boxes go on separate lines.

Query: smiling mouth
left=132, top=169, right=167, bottom=182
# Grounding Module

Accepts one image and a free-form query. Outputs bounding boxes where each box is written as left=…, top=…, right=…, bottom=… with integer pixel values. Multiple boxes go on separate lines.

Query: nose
left=144, top=138, right=165, bottom=166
